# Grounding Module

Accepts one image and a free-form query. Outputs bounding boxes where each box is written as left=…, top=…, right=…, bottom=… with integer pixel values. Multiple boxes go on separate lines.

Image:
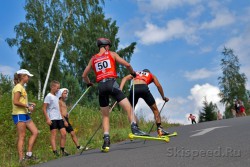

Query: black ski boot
left=131, top=122, right=149, bottom=136
left=101, top=135, right=110, bottom=152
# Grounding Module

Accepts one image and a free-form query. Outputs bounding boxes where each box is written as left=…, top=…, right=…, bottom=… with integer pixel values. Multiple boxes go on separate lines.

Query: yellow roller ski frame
left=129, top=133, right=169, bottom=142
left=160, top=131, right=178, bottom=138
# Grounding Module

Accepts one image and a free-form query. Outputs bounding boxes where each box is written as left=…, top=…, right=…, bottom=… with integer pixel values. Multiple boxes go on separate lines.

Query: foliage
left=59, top=73, right=82, bottom=105
left=0, top=73, right=13, bottom=97
left=60, top=1, right=136, bottom=103
left=218, top=47, right=249, bottom=118
left=199, top=99, right=218, bottom=122
left=6, top=0, right=136, bottom=103
left=6, top=0, right=64, bottom=99
left=0, top=92, right=179, bottom=166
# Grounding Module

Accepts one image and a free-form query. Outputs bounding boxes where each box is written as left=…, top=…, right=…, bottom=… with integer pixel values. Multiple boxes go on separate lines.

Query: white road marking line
left=190, top=126, right=230, bottom=137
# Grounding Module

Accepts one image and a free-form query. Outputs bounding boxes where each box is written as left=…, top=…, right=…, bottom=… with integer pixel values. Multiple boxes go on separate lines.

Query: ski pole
left=80, top=122, right=102, bottom=155
left=132, top=79, right=136, bottom=123
left=68, top=86, right=91, bottom=115
left=80, top=102, right=117, bottom=155
left=144, top=101, right=167, bottom=144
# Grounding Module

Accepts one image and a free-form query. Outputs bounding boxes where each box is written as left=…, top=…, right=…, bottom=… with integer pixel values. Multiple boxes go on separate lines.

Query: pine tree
left=199, top=99, right=218, bottom=122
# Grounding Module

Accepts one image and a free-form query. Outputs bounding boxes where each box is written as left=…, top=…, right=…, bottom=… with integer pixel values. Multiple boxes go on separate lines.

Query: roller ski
left=160, top=131, right=178, bottom=138
left=129, top=123, right=169, bottom=142
left=101, top=135, right=110, bottom=153
left=131, top=122, right=149, bottom=136
left=157, top=126, right=178, bottom=138
left=129, top=133, right=169, bottom=142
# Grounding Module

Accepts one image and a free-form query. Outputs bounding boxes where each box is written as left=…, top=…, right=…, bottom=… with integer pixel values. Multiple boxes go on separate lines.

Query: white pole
left=41, top=10, right=72, bottom=100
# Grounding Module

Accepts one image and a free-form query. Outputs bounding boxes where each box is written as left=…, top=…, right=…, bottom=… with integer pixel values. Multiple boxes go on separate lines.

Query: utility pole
left=41, top=10, right=72, bottom=100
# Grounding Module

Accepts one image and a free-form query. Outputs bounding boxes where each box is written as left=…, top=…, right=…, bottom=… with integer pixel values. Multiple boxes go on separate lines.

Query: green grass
left=0, top=93, right=180, bottom=167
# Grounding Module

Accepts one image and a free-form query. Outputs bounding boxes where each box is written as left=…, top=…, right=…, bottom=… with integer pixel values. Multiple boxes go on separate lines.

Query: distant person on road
left=120, top=69, right=171, bottom=136
left=231, top=108, right=236, bottom=118
left=188, top=114, right=196, bottom=124
left=57, top=88, right=84, bottom=151
left=234, top=99, right=240, bottom=117
left=239, top=100, right=246, bottom=117
left=12, top=69, right=38, bottom=163
left=217, top=111, right=223, bottom=120
left=43, top=81, right=70, bottom=157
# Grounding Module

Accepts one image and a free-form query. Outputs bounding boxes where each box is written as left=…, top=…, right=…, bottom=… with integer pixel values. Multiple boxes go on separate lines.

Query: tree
left=59, top=73, right=82, bottom=105
left=59, top=1, right=136, bottom=105
left=218, top=47, right=248, bottom=118
left=6, top=0, right=64, bottom=99
left=199, top=99, right=218, bottom=122
left=0, top=74, right=13, bottom=97
left=6, top=0, right=137, bottom=106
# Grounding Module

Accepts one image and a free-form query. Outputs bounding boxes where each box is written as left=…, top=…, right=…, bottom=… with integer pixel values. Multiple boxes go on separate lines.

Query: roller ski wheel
left=101, top=147, right=110, bottom=153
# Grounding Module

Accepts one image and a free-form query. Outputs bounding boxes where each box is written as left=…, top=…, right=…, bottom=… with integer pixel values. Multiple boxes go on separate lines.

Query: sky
left=1, top=0, right=250, bottom=125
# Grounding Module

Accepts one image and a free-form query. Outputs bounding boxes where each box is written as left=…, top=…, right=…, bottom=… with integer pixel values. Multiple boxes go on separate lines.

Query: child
left=12, top=69, right=38, bottom=163
left=57, top=88, right=83, bottom=151
left=42, top=81, right=70, bottom=156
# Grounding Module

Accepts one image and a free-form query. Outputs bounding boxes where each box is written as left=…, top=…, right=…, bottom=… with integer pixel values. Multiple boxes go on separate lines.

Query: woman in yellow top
left=12, top=69, right=38, bottom=163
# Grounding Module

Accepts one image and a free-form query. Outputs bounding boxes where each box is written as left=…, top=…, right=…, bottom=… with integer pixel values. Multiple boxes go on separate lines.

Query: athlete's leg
left=149, top=103, right=161, bottom=123
left=119, top=98, right=135, bottom=123
left=101, top=106, right=110, bottom=133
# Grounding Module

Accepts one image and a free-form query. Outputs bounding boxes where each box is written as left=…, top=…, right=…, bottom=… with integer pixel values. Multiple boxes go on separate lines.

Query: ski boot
left=131, top=122, right=149, bottom=136
left=157, top=126, right=170, bottom=137
left=101, top=135, right=110, bottom=153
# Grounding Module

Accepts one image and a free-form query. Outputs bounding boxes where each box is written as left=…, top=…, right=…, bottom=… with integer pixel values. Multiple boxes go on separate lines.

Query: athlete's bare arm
left=111, top=52, right=134, bottom=74
left=152, top=75, right=169, bottom=102
left=120, top=74, right=133, bottom=90
left=82, top=58, right=93, bottom=84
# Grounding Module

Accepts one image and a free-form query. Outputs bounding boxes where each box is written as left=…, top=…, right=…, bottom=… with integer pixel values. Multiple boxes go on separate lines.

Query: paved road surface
left=35, top=116, right=250, bottom=167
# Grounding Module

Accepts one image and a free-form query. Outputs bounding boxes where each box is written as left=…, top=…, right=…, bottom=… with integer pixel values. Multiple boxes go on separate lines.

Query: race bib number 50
left=95, top=60, right=111, bottom=72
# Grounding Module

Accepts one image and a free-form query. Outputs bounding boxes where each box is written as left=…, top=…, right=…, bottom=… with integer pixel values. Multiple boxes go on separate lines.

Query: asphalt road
left=35, top=116, right=250, bottom=167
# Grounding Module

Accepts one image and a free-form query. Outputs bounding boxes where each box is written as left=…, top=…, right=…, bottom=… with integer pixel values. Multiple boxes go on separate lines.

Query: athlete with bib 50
left=120, top=69, right=170, bottom=136
left=82, top=38, right=148, bottom=152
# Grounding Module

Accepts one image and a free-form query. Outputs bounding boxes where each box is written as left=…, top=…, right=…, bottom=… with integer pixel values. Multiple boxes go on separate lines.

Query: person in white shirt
left=42, top=80, right=69, bottom=156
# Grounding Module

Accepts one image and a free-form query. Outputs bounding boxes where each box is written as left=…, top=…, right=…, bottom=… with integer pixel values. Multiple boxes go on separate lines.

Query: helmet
left=143, top=69, right=150, bottom=73
left=97, top=38, right=111, bottom=47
